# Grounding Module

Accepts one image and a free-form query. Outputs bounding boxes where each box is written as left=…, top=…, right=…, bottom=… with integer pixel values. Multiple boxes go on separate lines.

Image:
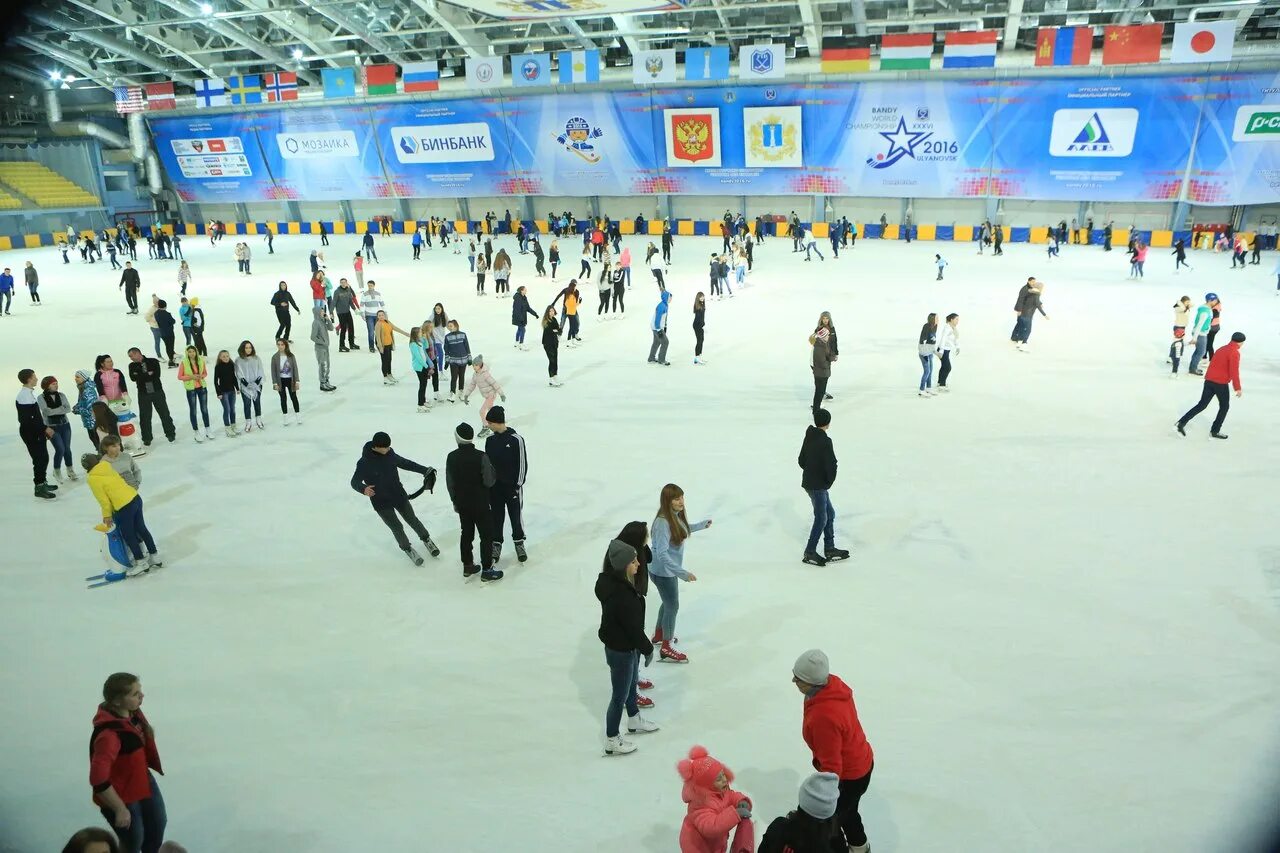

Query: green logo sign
left=1244, top=112, right=1280, bottom=135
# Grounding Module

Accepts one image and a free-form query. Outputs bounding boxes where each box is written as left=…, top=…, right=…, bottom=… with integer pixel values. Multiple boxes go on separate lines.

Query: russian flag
left=942, top=30, right=998, bottom=68
left=557, top=50, right=600, bottom=84
left=402, top=61, right=439, bottom=93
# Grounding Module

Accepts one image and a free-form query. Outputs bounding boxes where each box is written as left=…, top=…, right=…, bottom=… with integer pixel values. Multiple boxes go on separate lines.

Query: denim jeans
left=1011, top=315, right=1033, bottom=343
left=805, top=241, right=824, bottom=260
left=919, top=354, right=933, bottom=391
left=604, top=647, right=640, bottom=738
left=218, top=391, right=236, bottom=426
left=516, top=324, right=527, bottom=344
left=99, top=771, right=166, bottom=853
left=365, top=314, right=378, bottom=349
left=150, top=327, right=163, bottom=359
left=241, top=392, right=261, bottom=420
left=651, top=575, right=679, bottom=641
left=115, top=496, right=157, bottom=561
left=805, top=488, right=835, bottom=553
left=1188, top=335, right=1208, bottom=372
left=185, top=386, right=210, bottom=430
left=50, top=421, right=72, bottom=469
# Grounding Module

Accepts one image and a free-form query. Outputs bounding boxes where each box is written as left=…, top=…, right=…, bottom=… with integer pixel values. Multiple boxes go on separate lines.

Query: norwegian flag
left=114, top=86, right=145, bottom=114
left=144, top=82, right=176, bottom=111
left=263, top=71, right=298, bottom=102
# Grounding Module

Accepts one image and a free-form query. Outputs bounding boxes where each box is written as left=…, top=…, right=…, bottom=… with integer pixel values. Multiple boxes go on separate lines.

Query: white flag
left=738, top=44, right=786, bottom=80
left=633, top=49, right=677, bottom=84
left=1170, top=21, right=1235, bottom=64
left=465, top=56, right=505, bottom=89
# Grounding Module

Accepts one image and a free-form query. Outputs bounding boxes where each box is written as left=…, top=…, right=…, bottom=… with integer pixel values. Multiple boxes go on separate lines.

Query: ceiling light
left=200, top=3, right=213, bottom=14
left=64, top=74, right=76, bottom=82
left=49, top=70, right=62, bottom=81
left=292, top=48, right=304, bottom=59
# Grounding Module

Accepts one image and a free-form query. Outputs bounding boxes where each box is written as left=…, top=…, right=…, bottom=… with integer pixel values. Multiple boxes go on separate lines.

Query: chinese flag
left=1102, top=24, right=1163, bottom=65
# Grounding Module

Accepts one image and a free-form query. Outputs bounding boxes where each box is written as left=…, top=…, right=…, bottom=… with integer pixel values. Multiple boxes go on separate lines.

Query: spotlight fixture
left=200, top=2, right=213, bottom=14
left=49, top=70, right=62, bottom=81
left=292, top=48, right=304, bottom=60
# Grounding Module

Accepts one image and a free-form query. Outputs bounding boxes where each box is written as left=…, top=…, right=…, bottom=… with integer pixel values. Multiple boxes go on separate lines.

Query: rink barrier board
left=0, top=222, right=1221, bottom=252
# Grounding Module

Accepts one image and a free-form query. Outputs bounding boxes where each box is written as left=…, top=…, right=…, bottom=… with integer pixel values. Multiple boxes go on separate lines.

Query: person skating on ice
left=1186, top=293, right=1215, bottom=375
left=98, top=433, right=141, bottom=490
left=409, top=328, right=436, bottom=412
left=177, top=345, right=215, bottom=443
left=811, top=312, right=838, bottom=402
left=692, top=292, right=707, bottom=365
left=373, top=310, right=410, bottom=385
left=597, top=538, right=659, bottom=757
left=917, top=312, right=938, bottom=397
left=17, top=369, right=57, bottom=499
left=333, top=278, right=361, bottom=352
left=443, top=320, right=472, bottom=402
left=596, top=261, right=613, bottom=317
left=993, top=222, right=1004, bottom=255
left=119, top=262, right=141, bottom=315
left=234, top=341, right=266, bottom=433
left=649, top=483, right=711, bottom=663
left=512, top=286, right=538, bottom=350
left=445, top=422, right=502, bottom=582
left=88, top=673, right=167, bottom=849
left=937, top=313, right=959, bottom=391
left=758, top=772, right=841, bottom=853
left=72, top=370, right=100, bottom=451
left=351, top=431, right=440, bottom=566
left=178, top=297, right=194, bottom=348
left=1176, top=332, right=1244, bottom=439
left=798, top=408, right=849, bottom=566
left=1206, top=294, right=1223, bottom=358
left=648, top=290, right=672, bottom=366
left=188, top=298, right=207, bottom=357
left=22, top=261, right=40, bottom=305
left=1010, top=277, right=1048, bottom=352
left=126, top=348, right=176, bottom=446
left=550, top=280, right=583, bottom=346
left=676, top=746, right=755, bottom=851
left=935, top=253, right=948, bottom=281
left=1172, top=239, right=1192, bottom=272
left=84, top=446, right=163, bottom=570
left=540, top=307, right=563, bottom=387
left=177, top=260, right=191, bottom=296
left=1170, top=296, right=1192, bottom=376
left=270, top=282, right=300, bottom=344
left=37, top=375, right=77, bottom=482
left=461, top=355, right=506, bottom=436
left=270, top=340, right=302, bottom=427
left=649, top=243, right=666, bottom=290
left=309, top=307, right=336, bottom=393
left=474, top=251, right=488, bottom=296
left=483, top=406, right=527, bottom=565
left=614, top=521, right=657, bottom=709
left=492, top=248, right=512, bottom=298
left=810, top=328, right=834, bottom=412
left=421, top=320, right=446, bottom=403
left=361, top=229, right=378, bottom=263
left=708, top=253, right=722, bottom=300
left=791, top=649, right=875, bottom=853
left=211, top=350, right=240, bottom=438
left=610, top=261, right=627, bottom=315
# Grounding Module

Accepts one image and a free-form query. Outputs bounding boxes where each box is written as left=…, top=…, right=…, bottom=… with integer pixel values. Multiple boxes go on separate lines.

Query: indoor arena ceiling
left=1, top=0, right=1278, bottom=99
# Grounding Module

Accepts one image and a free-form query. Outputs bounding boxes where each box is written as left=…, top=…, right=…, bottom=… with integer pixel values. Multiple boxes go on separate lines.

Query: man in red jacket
left=793, top=649, right=874, bottom=853
left=1176, top=331, right=1244, bottom=439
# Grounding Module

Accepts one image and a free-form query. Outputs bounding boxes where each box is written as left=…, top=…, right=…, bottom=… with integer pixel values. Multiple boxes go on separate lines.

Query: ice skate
left=463, top=563, right=480, bottom=578
left=480, top=567, right=504, bottom=582
left=626, top=715, right=660, bottom=734
left=422, top=536, right=440, bottom=558
left=514, top=540, right=528, bottom=563
left=255, top=416, right=265, bottom=430
left=294, top=411, right=302, bottom=426
left=282, top=412, right=291, bottom=427
left=824, top=546, right=850, bottom=562
left=383, top=377, right=394, bottom=386
left=448, top=392, right=456, bottom=403
left=491, top=542, right=502, bottom=565
left=659, top=641, right=688, bottom=663
left=53, top=468, right=64, bottom=482
left=403, top=547, right=424, bottom=566
left=477, top=426, right=492, bottom=439
left=549, top=377, right=563, bottom=387
left=433, top=392, right=443, bottom=403
left=802, top=551, right=828, bottom=566
left=1175, top=422, right=1186, bottom=436
left=193, top=431, right=204, bottom=443
left=66, top=467, right=79, bottom=481
left=225, top=424, right=237, bottom=438
left=146, top=552, right=164, bottom=570
left=244, top=420, right=253, bottom=434
left=1210, top=432, right=1229, bottom=440
left=417, top=405, right=430, bottom=413
left=636, top=694, right=655, bottom=709
left=603, top=735, right=636, bottom=756
left=204, top=428, right=217, bottom=441
left=637, top=676, right=653, bottom=690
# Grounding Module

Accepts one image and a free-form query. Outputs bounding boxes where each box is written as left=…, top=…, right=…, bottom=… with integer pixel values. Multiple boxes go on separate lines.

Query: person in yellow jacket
left=83, top=438, right=162, bottom=572
left=176, top=345, right=215, bottom=443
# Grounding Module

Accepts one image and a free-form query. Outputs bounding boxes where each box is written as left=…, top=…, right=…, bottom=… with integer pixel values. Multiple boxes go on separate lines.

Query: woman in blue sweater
left=649, top=483, right=712, bottom=664
left=442, top=320, right=472, bottom=402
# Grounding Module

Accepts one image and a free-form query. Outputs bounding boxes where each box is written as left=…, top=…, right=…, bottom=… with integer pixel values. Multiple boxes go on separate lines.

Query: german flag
left=821, top=36, right=872, bottom=73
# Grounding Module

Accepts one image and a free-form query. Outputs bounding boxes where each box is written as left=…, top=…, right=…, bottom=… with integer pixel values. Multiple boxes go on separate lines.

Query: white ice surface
left=1, top=233, right=1279, bottom=853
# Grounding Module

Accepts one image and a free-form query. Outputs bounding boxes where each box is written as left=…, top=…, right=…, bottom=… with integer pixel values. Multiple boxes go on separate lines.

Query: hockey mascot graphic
left=553, top=116, right=603, bottom=164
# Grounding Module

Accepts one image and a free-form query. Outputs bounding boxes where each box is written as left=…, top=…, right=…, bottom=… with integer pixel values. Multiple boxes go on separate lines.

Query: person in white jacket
left=937, top=313, right=959, bottom=391
left=461, top=354, right=506, bottom=437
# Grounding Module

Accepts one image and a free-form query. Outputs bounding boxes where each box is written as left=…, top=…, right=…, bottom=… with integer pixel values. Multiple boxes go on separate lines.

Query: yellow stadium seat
left=0, top=161, right=101, bottom=208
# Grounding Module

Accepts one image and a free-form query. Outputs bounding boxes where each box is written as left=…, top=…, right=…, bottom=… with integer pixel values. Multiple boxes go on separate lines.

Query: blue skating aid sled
left=85, top=525, right=132, bottom=589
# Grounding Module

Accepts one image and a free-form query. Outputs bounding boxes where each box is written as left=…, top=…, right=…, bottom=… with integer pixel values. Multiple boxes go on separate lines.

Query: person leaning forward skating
left=1176, top=332, right=1244, bottom=440
left=351, top=431, right=440, bottom=565
left=446, top=422, right=503, bottom=582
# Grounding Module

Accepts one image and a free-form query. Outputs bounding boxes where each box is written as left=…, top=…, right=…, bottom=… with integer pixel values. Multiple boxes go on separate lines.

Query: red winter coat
left=1204, top=341, right=1242, bottom=391
left=679, top=781, right=755, bottom=853
left=801, top=675, right=873, bottom=781
left=310, top=275, right=325, bottom=302
left=89, top=704, right=163, bottom=806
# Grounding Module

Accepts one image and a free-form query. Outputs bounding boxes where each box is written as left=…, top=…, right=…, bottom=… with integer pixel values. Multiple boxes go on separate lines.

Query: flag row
left=117, top=21, right=1239, bottom=115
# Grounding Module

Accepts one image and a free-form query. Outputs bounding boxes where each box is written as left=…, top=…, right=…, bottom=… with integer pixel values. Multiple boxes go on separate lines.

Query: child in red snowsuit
left=677, top=745, right=755, bottom=853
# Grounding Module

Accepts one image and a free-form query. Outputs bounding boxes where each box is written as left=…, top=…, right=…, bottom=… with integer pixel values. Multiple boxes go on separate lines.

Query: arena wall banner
left=150, top=112, right=278, bottom=202
left=255, top=106, right=388, bottom=200
left=1187, top=71, right=1280, bottom=205
left=990, top=76, right=1204, bottom=201
left=374, top=99, right=517, bottom=197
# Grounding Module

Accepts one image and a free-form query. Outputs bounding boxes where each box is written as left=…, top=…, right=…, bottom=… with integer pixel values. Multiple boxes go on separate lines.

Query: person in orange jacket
left=1176, top=331, right=1244, bottom=439
left=792, top=649, right=874, bottom=853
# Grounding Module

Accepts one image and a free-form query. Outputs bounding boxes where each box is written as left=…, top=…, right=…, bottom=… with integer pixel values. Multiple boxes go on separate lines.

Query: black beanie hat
left=1231, top=332, right=1246, bottom=343
left=485, top=406, right=505, bottom=424
left=813, top=408, right=831, bottom=427
left=371, top=431, right=391, bottom=448
left=455, top=422, right=475, bottom=444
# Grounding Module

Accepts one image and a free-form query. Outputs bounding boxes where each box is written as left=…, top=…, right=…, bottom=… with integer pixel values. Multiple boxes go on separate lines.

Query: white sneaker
left=434, top=393, right=443, bottom=402
left=626, top=715, right=660, bottom=734
left=918, top=391, right=930, bottom=398
left=937, top=386, right=950, bottom=393
left=603, top=735, right=637, bottom=756
left=244, top=421, right=253, bottom=434
left=383, top=377, right=394, bottom=385
left=193, top=431, right=204, bottom=443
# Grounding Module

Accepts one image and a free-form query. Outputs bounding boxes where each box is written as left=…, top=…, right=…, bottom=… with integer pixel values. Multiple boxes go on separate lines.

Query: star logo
left=869, top=116, right=931, bottom=169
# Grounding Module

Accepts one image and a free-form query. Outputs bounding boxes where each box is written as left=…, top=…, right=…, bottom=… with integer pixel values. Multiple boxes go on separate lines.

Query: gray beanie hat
left=606, top=539, right=637, bottom=573
left=798, top=772, right=840, bottom=820
left=792, top=649, right=830, bottom=686
left=471, top=353, right=484, bottom=367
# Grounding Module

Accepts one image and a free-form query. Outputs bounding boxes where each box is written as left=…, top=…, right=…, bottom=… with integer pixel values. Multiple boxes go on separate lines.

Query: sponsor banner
left=149, top=114, right=275, bottom=202
left=742, top=106, right=802, bottom=168
left=1049, top=109, right=1138, bottom=157
left=259, top=107, right=386, bottom=199
left=377, top=100, right=516, bottom=196
left=276, top=130, right=360, bottom=160
left=1232, top=104, right=1280, bottom=141
left=1191, top=72, right=1280, bottom=204
left=390, top=122, right=496, bottom=163
left=169, top=136, right=245, bottom=155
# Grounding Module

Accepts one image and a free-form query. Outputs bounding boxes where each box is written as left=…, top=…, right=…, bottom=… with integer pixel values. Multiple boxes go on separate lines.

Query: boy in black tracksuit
left=446, top=422, right=503, bottom=582
left=798, top=408, right=848, bottom=567
left=126, top=348, right=176, bottom=445
left=350, top=431, right=440, bottom=565
left=483, top=407, right=528, bottom=566
left=16, top=369, right=56, bottom=499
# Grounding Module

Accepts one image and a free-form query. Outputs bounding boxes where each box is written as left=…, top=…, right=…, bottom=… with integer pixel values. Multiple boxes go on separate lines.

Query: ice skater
left=758, top=773, right=842, bottom=852
left=483, top=406, right=528, bottom=565
left=461, top=354, right=505, bottom=434
left=16, top=369, right=55, bottom=499
left=596, top=538, right=659, bottom=756
left=935, top=254, right=947, bottom=280
left=692, top=292, right=706, bottom=365
left=234, top=340, right=266, bottom=433
left=798, top=408, right=849, bottom=566
left=811, top=327, right=833, bottom=412
left=917, top=313, right=937, bottom=397
left=37, top=376, right=77, bottom=482
left=84, top=445, right=162, bottom=569
left=351, top=431, right=440, bottom=565
left=676, top=746, right=754, bottom=851
left=311, top=307, right=337, bottom=393
left=648, top=290, right=671, bottom=366
left=649, top=483, right=711, bottom=663
left=443, top=320, right=472, bottom=402
left=270, top=282, right=300, bottom=342
left=270, top=340, right=302, bottom=426
left=1176, top=332, right=1244, bottom=440
left=177, top=345, right=214, bottom=443
left=1010, top=278, right=1048, bottom=351
left=445, top=423, right=502, bottom=582
left=541, top=308, right=562, bottom=387
left=937, top=313, right=959, bottom=390
left=1172, top=239, right=1192, bottom=272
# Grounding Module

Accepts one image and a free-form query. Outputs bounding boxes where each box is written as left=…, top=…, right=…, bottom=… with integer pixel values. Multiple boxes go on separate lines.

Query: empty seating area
left=0, top=161, right=100, bottom=208
left=0, top=187, right=20, bottom=210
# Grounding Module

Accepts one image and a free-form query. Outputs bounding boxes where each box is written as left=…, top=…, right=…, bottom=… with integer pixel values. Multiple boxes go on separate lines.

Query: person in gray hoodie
left=332, top=278, right=361, bottom=351
left=310, top=307, right=336, bottom=393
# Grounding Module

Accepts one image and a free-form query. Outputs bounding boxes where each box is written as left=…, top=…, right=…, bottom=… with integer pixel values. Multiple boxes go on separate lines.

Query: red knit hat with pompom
left=676, top=745, right=733, bottom=791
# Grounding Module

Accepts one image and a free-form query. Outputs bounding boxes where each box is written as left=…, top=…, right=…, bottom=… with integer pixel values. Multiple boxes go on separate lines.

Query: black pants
left=413, top=244, right=421, bottom=259
left=275, top=310, right=292, bottom=342
left=450, top=364, right=466, bottom=393
left=337, top=312, right=355, bottom=349
left=662, top=244, right=671, bottom=263
left=124, top=286, right=138, bottom=311
left=1207, top=327, right=1220, bottom=358
left=138, top=393, right=176, bottom=444
left=380, top=348, right=393, bottom=377
left=161, top=333, right=176, bottom=365
left=545, top=344, right=558, bottom=378
left=476, top=273, right=485, bottom=293
left=598, top=290, right=610, bottom=314
left=652, top=268, right=665, bottom=289
left=416, top=369, right=432, bottom=405
left=21, top=429, right=48, bottom=486
left=277, top=377, right=299, bottom=413
left=320, top=233, right=329, bottom=246
left=490, top=483, right=525, bottom=544
left=813, top=376, right=828, bottom=411
left=458, top=505, right=495, bottom=570
left=612, top=286, right=624, bottom=312
left=1178, top=380, right=1230, bottom=434
left=832, top=767, right=873, bottom=850
left=375, top=499, right=431, bottom=552
left=938, top=351, right=952, bottom=387
left=535, top=258, right=546, bottom=276
left=694, top=325, right=704, bottom=356
left=193, top=329, right=207, bottom=357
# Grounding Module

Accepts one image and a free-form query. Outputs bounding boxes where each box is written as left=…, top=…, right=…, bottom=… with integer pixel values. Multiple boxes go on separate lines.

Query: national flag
left=114, top=86, right=144, bottom=114
left=1170, top=20, right=1235, bottom=64
left=1034, top=27, right=1093, bottom=67
left=684, top=46, right=730, bottom=81
left=465, top=56, right=505, bottom=89
left=942, top=30, right=998, bottom=68
left=880, top=33, right=933, bottom=70
left=194, top=77, right=226, bottom=108
left=365, top=63, right=398, bottom=96
left=144, top=82, right=176, bottom=111
left=820, top=37, right=872, bottom=73
left=633, top=48, right=677, bottom=84
left=1102, top=24, right=1163, bottom=65
left=227, top=75, right=263, bottom=105
left=557, top=50, right=600, bottom=84
left=263, top=72, right=298, bottom=102
left=402, top=61, right=440, bottom=93
left=511, top=53, right=552, bottom=87
left=738, top=43, right=786, bottom=80
left=322, top=67, right=357, bottom=99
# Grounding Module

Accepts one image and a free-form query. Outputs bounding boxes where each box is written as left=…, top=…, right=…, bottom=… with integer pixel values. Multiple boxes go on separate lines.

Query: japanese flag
left=1170, top=20, right=1235, bottom=64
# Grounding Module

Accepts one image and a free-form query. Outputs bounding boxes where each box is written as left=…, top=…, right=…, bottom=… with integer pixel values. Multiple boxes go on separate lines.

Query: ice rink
left=2, top=229, right=1279, bottom=852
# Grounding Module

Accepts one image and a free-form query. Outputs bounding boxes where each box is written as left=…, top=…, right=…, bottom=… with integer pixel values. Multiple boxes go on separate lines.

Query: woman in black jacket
left=213, top=350, right=239, bottom=438
left=269, top=282, right=300, bottom=342
left=615, top=521, right=655, bottom=710
left=512, top=287, right=538, bottom=350
left=596, top=538, right=658, bottom=756
left=541, top=307, right=562, bottom=387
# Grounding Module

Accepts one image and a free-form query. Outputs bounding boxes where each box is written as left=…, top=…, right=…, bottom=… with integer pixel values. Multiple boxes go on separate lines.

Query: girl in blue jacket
left=409, top=327, right=435, bottom=412
left=649, top=483, right=712, bottom=664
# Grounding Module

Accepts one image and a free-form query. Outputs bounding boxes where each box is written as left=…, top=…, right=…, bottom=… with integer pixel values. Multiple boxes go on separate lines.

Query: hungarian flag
left=820, top=36, right=871, bottom=73
left=365, top=63, right=398, bottom=96
left=1034, top=27, right=1092, bottom=66
left=144, top=82, right=176, bottom=111
left=263, top=71, right=298, bottom=101
left=1170, top=20, right=1235, bottom=64
left=1102, top=24, right=1163, bottom=65
left=880, top=33, right=933, bottom=71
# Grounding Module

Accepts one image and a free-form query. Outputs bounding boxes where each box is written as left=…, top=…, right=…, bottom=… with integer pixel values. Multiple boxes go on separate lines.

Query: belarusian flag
left=365, top=63, right=398, bottom=95
left=880, top=33, right=933, bottom=70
